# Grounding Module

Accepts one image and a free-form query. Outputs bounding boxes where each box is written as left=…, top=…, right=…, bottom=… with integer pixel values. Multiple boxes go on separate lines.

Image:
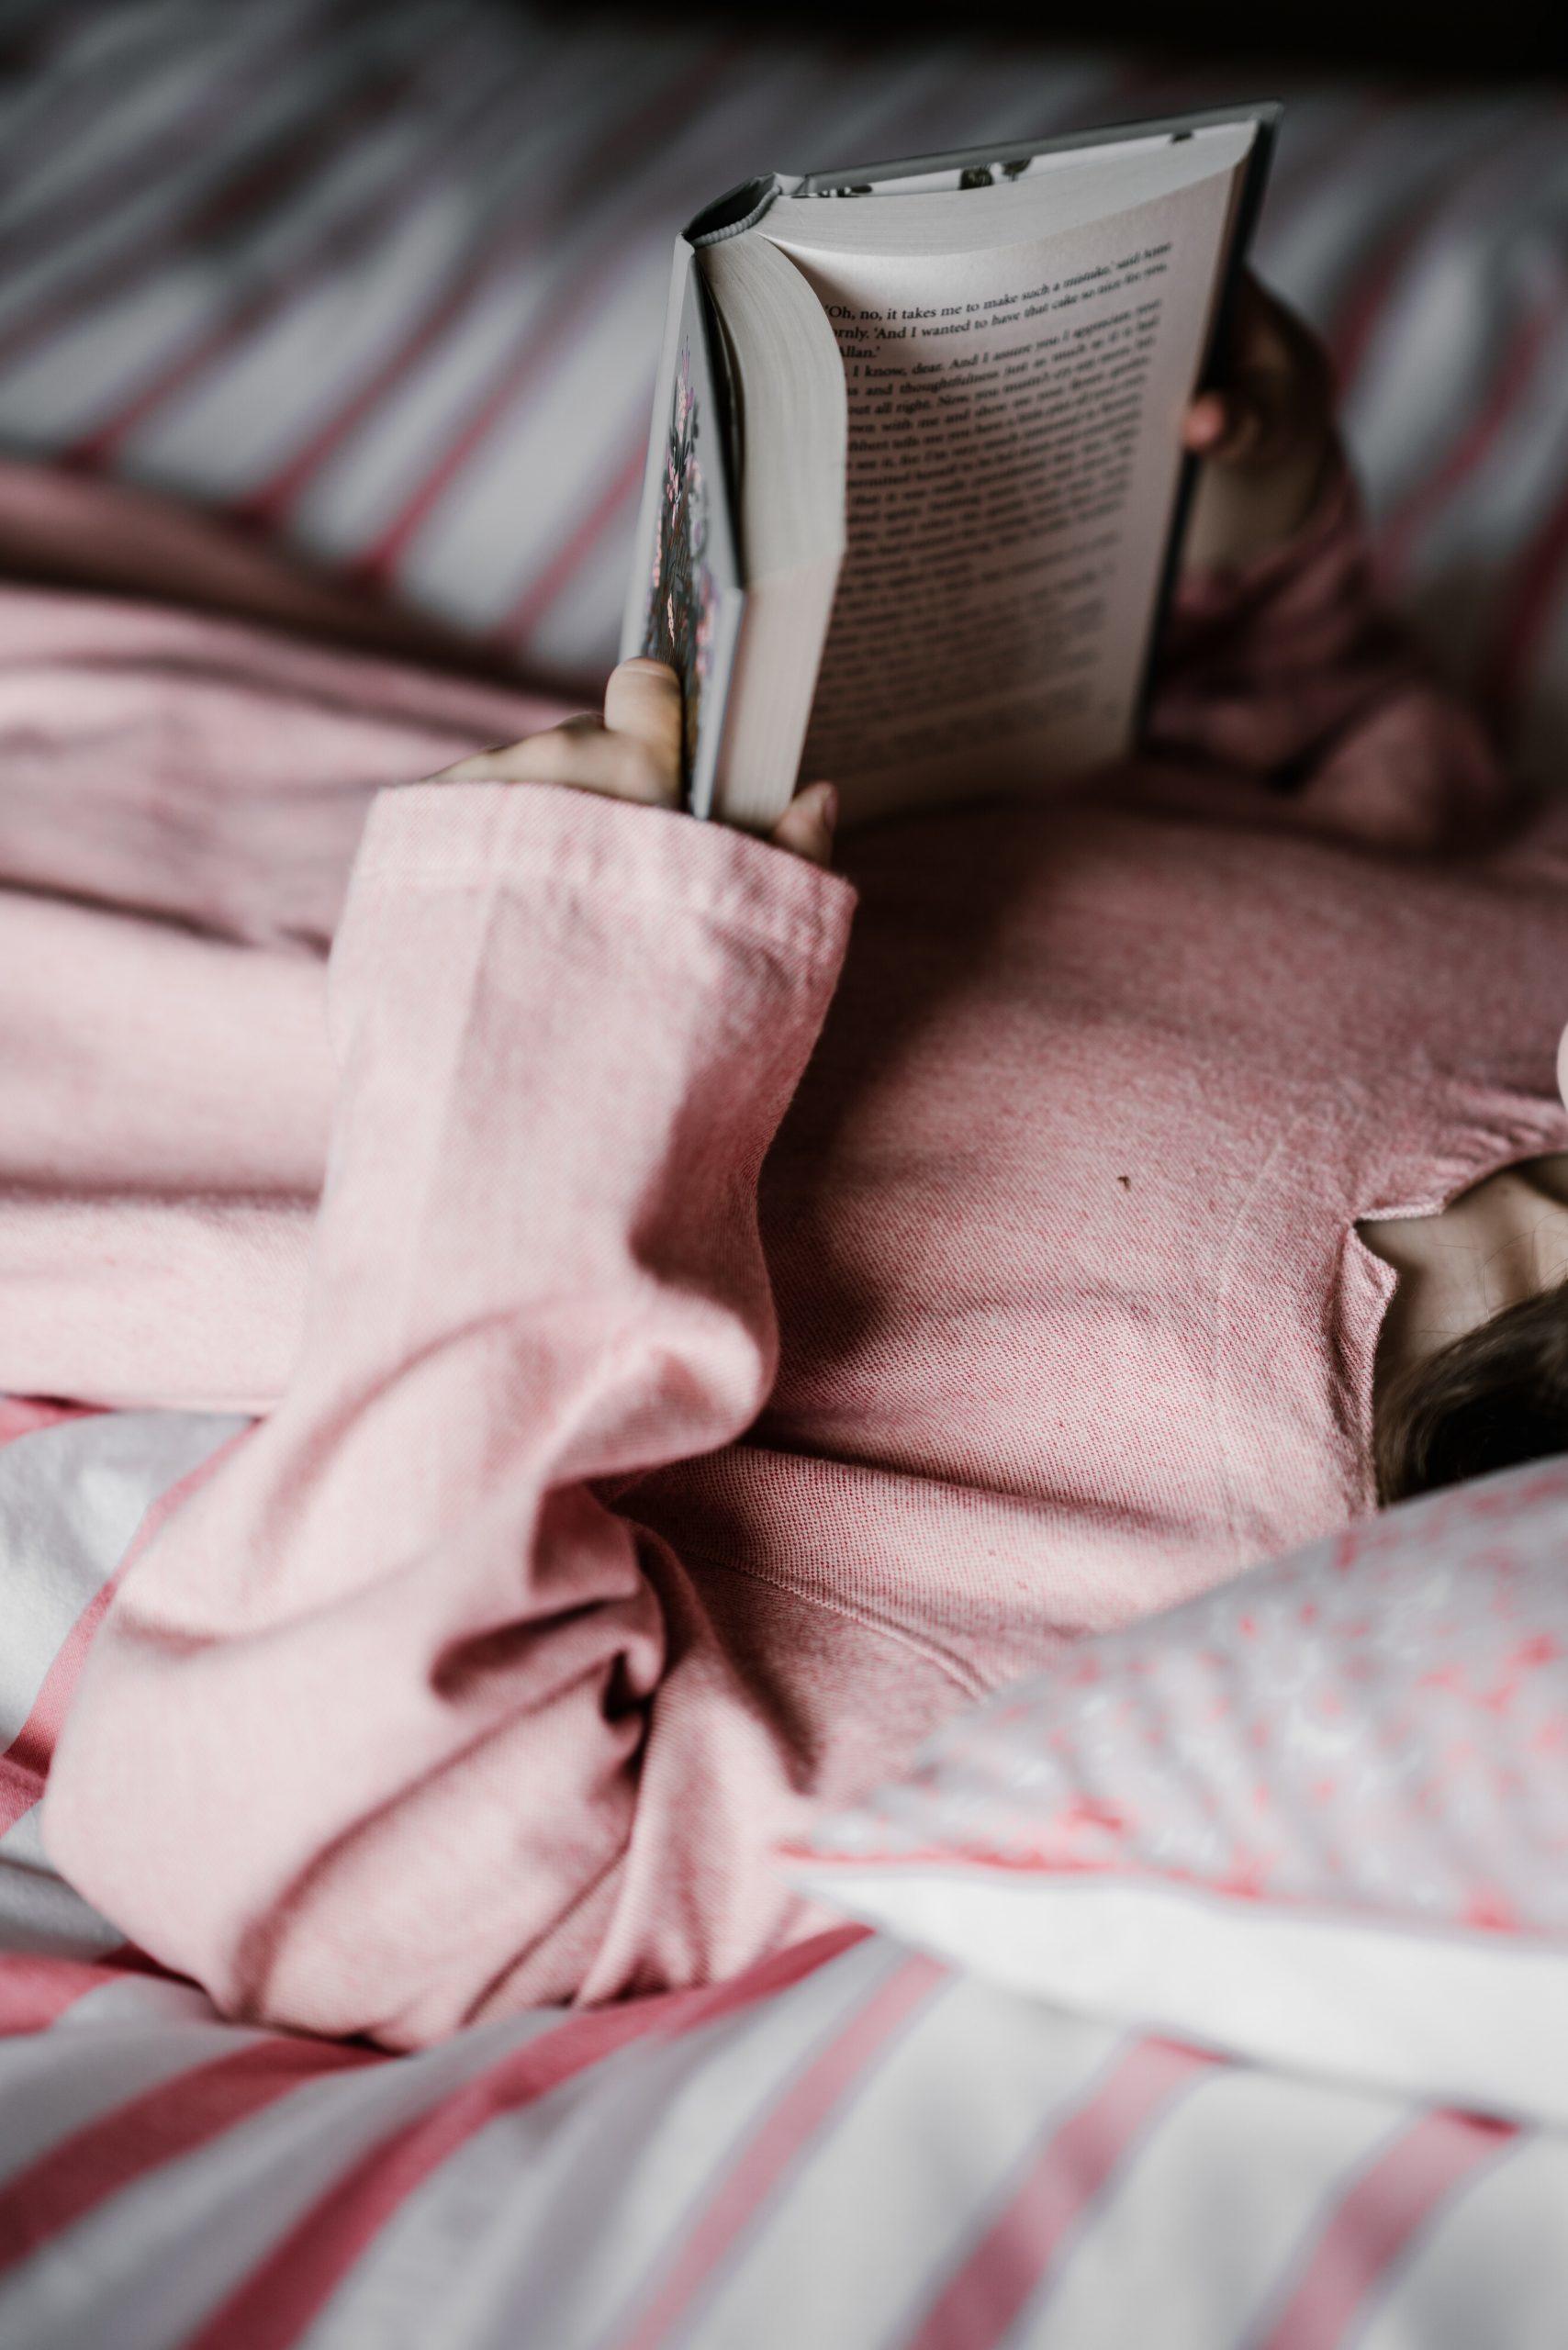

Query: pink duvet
left=0, top=459, right=1561, bottom=2042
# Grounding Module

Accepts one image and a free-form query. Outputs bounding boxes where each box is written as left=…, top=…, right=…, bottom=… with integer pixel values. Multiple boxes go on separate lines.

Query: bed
left=2, top=2, right=1567, bottom=2340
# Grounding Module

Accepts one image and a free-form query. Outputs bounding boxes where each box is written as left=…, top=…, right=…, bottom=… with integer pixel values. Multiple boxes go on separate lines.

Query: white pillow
left=784, top=1457, right=1568, bottom=2124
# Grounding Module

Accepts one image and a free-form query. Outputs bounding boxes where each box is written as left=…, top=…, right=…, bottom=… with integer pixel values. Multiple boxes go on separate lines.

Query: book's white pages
left=624, top=111, right=1271, bottom=831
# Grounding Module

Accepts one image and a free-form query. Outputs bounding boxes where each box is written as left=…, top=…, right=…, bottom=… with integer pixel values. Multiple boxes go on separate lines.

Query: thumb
left=602, top=656, right=684, bottom=767
left=768, top=780, right=838, bottom=867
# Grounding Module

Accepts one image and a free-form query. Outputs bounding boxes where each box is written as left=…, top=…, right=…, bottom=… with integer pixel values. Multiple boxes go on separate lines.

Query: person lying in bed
left=32, top=281, right=1568, bottom=2048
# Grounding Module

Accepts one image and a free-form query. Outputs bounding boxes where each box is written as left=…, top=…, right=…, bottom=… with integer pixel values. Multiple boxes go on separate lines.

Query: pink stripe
left=1253, top=2109, right=1518, bottom=2350
left=0, top=6, right=140, bottom=196
left=1482, top=464, right=1568, bottom=724
left=346, top=52, right=750, bottom=585
left=0, top=1427, right=250, bottom=1836
left=0, top=9, right=317, bottom=273
left=610, top=1952, right=946, bottom=2350
left=493, top=435, right=647, bottom=647
left=904, top=2037, right=1216, bottom=2350
left=0, top=1396, right=97, bottom=1449
left=473, top=39, right=1041, bottom=644
left=0, top=2031, right=382, bottom=2277
left=486, top=50, right=1189, bottom=650
left=1327, top=108, right=1566, bottom=397
left=181, top=1925, right=868, bottom=2350
left=0, top=26, right=417, bottom=377
left=1255, top=99, right=1395, bottom=246
left=61, top=45, right=504, bottom=474
left=235, top=40, right=743, bottom=535
left=1376, top=296, right=1560, bottom=585
left=0, top=1942, right=156, bottom=2037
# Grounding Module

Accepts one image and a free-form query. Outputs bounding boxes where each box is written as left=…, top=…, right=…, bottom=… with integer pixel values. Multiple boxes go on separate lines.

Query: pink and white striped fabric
left=4, top=1410, right=1568, bottom=2344
left=5, top=8, right=1568, bottom=2335
left=1, top=1, right=1567, bottom=785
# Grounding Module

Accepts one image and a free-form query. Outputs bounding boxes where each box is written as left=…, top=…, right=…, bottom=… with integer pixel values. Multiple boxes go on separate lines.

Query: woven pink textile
left=17, top=455, right=1566, bottom=2042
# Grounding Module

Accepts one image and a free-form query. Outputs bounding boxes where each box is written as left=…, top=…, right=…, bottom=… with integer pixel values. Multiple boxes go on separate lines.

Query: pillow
left=783, top=1456, right=1568, bottom=2123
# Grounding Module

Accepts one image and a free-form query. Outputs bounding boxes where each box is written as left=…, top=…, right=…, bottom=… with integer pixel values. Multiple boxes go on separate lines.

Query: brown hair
left=1374, top=1279, right=1568, bottom=1505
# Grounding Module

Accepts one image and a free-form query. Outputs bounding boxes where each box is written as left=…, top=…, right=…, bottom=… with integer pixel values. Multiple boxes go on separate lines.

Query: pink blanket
left=2, top=457, right=1562, bottom=2043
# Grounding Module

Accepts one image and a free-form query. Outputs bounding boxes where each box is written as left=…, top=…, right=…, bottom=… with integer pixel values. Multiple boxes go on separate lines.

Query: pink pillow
left=785, top=1458, right=1568, bottom=2122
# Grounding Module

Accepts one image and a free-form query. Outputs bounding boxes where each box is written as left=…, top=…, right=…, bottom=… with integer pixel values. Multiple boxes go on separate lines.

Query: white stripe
left=45, top=1967, right=225, bottom=2032
left=683, top=1981, right=1122, bottom=2350
left=403, top=240, right=673, bottom=617
left=0, top=41, right=229, bottom=241
left=0, top=2011, right=274, bottom=2186
left=524, top=503, right=639, bottom=677
left=0, top=2005, right=563, bottom=2349
left=301, top=1938, right=904, bottom=2350
left=1015, top=2064, right=1406, bottom=2350
left=133, top=37, right=650, bottom=503
left=1344, top=139, right=1568, bottom=515
left=1262, top=99, right=1529, bottom=327
left=1355, top=2131, right=1568, bottom=2350
left=1401, top=330, right=1568, bottom=696
left=0, top=274, right=230, bottom=442
left=0, top=1804, right=121, bottom=1957
left=291, top=38, right=745, bottom=551
left=0, top=1408, right=243, bottom=1741
left=404, top=47, right=1006, bottom=625
left=0, top=17, right=349, bottom=327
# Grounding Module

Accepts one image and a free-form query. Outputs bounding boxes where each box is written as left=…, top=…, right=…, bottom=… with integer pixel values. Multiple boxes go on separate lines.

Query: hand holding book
left=434, top=658, right=838, bottom=866
left=623, top=104, right=1291, bottom=832
left=1180, top=273, right=1337, bottom=573
left=438, top=263, right=1328, bottom=867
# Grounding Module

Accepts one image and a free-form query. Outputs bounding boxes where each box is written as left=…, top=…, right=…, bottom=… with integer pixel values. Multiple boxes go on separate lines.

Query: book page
left=764, top=163, right=1243, bottom=811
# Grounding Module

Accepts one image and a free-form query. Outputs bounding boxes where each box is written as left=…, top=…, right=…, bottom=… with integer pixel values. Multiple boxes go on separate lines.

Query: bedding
left=3, top=1411, right=1568, bottom=2349
left=24, top=455, right=1568, bottom=2045
left=0, top=2, right=1567, bottom=792
left=788, top=1456, right=1568, bottom=2126
left=3, top=1, right=1568, bottom=2337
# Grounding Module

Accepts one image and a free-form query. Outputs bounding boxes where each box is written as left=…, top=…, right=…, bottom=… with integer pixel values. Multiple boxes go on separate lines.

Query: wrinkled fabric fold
left=9, top=457, right=1568, bottom=2039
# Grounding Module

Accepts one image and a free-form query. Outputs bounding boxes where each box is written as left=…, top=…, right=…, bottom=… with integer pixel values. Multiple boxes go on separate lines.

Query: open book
left=621, top=103, right=1279, bottom=830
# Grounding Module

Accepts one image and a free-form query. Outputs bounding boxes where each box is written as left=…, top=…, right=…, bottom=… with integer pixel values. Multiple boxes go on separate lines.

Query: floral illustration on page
left=642, top=339, right=715, bottom=789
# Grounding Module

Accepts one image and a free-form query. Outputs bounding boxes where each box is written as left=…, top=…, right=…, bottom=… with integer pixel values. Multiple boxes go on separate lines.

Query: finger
left=441, top=719, right=671, bottom=800
left=1189, top=380, right=1302, bottom=472
left=603, top=656, right=684, bottom=783
left=1224, top=273, right=1311, bottom=381
left=768, top=780, right=838, bottom=867
left=1182, top=392, right=1229, bottom=454
left=1197, top=274, right=1334, bottom=453
left=437, top=714, right=602, bottom=782
left=1183, top=389, right=1267, bottom=464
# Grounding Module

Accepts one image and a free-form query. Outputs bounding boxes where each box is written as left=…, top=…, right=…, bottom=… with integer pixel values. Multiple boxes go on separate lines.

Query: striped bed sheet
left=4, top=8, right=1568, bottom=2338
left=0, top=0, right=1565, bottom=789
left=3, top=1411, right=1567, bottom=2347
